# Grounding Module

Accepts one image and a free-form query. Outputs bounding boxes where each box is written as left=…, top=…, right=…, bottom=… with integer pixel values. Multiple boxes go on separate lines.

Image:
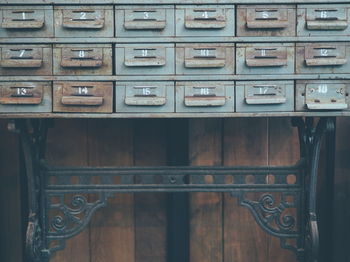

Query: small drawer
left=296, top=80, right=350, bottom=111
left=54, top=5, right=114, bottom=38
left=116, top=5, right=174, bottom=37
left=0, top=5, right=54, bottom=38
left=115, top=44, right=175, bottom=75
left=176, top=5, right=235, bottom=37
left=176, top=43, right=235, bottom=75
left=297, top=4, right=350, bottom=36
left=53, top=81, right=113, bottom=113
left=53, top=44, right=112, bottom=75
left=115, top=81, right=174, bottom=113
left=236, top=81, right=294, bottom=112
left=0, top=45, right=52, bottom=76
left=236, top=43, right=295, bottom=74
left=237, top=5, right=296, bottom=37
left=296, top=43, right=350, bottom=74
left=0, top=81, right=51, bottom=113
left=176, top=81, right=234, bottom=112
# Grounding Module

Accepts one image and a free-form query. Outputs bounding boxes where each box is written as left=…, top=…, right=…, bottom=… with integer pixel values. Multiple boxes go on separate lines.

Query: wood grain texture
left=0, top=120, right=23, bottom=262
left=223, top=118, right=269, bottom=262
left=134, top=119, right=167, bottom=262
left=46, top=119, right=90, bottom=262
left=267, top=118, right=299, bottom=262
left=88, top=119, right=135, bottom=262
left=189, top=119, right=223, bottom=262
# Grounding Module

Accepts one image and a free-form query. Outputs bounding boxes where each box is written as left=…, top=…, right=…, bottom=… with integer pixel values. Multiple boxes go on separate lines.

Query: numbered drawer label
left=176, top=81, right=234, bottom=112
left=0, top=82, right=51, bottom=113
left=296, top=81, right=350, bottom=111
left=237, top=5, right=296, bottom=37
left=116, top=5, right=174, bottom=37
left=54, top=5, right=114, bottom=37
left=115, top=82, right=174, bottom=113
left=236, top=81, right=294, bottom=112
left=0, top=45, right=52, bottom=75
left=53, top=81, right=113, bottom=113
left=176, top=44, right=235, bottom=75
left=296, top=43, right=350, bottom=74
left=116, top=44, right=175, bottom=75
left=0, top=6, right=54, bottom=38
left=236, top=43, right=295, bottom=74
left=297, top=5, right=350, bottom=36
left=53, top=44, right=112, bottom=75
left=176, top=5, right=235, bottom=37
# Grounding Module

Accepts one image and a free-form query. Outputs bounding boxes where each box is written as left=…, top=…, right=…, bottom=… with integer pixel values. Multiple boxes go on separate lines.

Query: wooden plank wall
left=0, top=118, right=349, bottom=262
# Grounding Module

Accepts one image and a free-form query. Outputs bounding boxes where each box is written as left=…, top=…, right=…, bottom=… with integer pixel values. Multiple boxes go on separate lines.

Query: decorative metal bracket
left=11, top=117, right=335, bottom=262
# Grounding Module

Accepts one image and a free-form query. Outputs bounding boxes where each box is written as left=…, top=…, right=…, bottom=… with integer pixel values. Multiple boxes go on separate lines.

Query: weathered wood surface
left=0, top=118, right=349, bottom=261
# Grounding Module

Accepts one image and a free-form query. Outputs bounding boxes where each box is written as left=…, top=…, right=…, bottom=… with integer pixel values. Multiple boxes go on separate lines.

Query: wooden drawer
left=0, top=81, right=51, bottom=113
left=54, top=5, right=114, bottom=38
left=176, top=81, right=234, bottom=112
left=0, top=5, right=54, bottom=38
left=53, top=81, right=113, bottom=113
left=53, top=44, right=113, bottom=75
left=0, top=44, right=52, bottom=76
left=237, top=5, right=296, bottom=37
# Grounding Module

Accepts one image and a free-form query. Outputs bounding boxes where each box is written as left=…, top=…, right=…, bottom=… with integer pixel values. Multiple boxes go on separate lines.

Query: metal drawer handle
left=0, top=86, right=42, bottom=105
left=2, top=10, right=44, bottom=29
left=125, top=10, right=166, bottom=30
left=62, top=10, right=104, bottom=29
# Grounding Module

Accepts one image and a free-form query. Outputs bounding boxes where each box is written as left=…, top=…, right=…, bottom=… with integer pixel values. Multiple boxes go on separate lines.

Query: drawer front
left=53, top=44, right=112, bottom=75
left=296, top=43, right=350, bottom=74
left=115, top=81, right=174, bottom=113
left=297, top=4, right=350, bottom=36
left=53, top=81, right=113, bottom=113
left=296, top=80, right=350, bottom=111
left=115, top=44, right=175, bottom=75
left=0, top=45, right=52, bottom=75
left=176, top=5, right=235, bottom=37
left=0, top=5, right=54, bottom=38
left=176, top=44, right=235, bottom=75
left=0, top=81, right=51, bottom=112
left=54, top=5, right=114, bottom=37
left=236, top=81, right=294, bottom=112
left=116, top=5, right=174, bottom=37
left=176, top=81, right=234, bottom=112
left=237, top=5, right=296, bottom=37
left=236, top=43, right=295, bottom=74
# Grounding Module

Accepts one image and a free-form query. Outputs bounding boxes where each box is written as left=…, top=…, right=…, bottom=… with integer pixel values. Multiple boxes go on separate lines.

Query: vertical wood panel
left=46, top=119, right=90, bottom=262
left=134, top=119, right=167, bottom=262
left=88, top=119, right=135, bottom=262
left=189, top=119, right=223, bottom=262
left=0, top=120, right=23, bottom=262
left=223, top=118, right=269, bottom=262
left=268, top=118, right=299, bottom=262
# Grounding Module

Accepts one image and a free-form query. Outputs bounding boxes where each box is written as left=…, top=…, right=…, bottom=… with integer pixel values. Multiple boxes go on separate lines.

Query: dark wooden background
left=0, top=118, right=349, bottom=262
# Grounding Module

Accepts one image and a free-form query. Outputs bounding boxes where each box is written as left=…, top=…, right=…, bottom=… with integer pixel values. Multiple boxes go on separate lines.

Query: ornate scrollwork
left=46, top=192, right=111, bottom=254
left=235, top=191, right=301, bottom=256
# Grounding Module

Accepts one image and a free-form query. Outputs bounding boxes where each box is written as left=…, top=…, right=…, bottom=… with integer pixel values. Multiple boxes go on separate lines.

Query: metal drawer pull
left=245, top=85, right=286, bottom=104
left=61, top=49, right=102, bottom=68
left=0, top=86, right=42, bottom=105
left=61, top=96, right=104, bottom=106
left=62, top=10, right=104, bottom=29
left=306, top=84, right=348, bottom=110
left=125, top=86, right=166, bottom=106
left=246, top=48, right=287, bottom=67
left=124, top=10, right=166, bottom=30
left=185, top=48, right=225, bottom=68
left=185, top=9, right=226, bottom=29
left=185, top=86, right=226, bottom=106
left=306, top=47, right=347, bottom=66
left=247, top=9, right=288, bottom=29
left=125, top=49, right=165, bottom=67
left=2, top=10, right=44, bottom=29
left=307, top=9, right=348, bottom=30
left=1, top=48, right=42, bottom=68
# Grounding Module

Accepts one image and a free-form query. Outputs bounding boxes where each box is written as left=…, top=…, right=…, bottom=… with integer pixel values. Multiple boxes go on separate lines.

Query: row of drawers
left=1, top=43, right=350, bottom=76
left=0, top=80, right=348, bottom=113
left=1, top=4, right=350, bottom=38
